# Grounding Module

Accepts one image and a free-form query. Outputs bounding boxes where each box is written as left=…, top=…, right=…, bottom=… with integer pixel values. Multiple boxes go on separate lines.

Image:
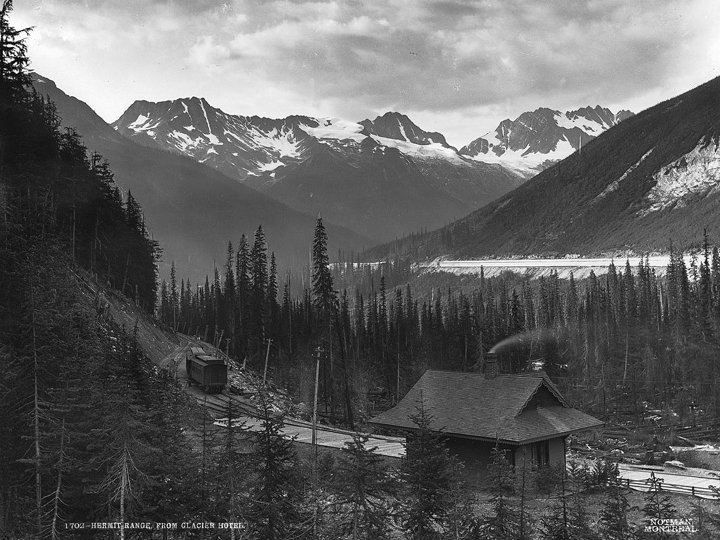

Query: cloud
left=12, top=0, right=720, bottom=146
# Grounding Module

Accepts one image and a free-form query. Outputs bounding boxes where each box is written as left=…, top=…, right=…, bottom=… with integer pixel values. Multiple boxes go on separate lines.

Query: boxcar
left=186, top=347, right=227, bottom=393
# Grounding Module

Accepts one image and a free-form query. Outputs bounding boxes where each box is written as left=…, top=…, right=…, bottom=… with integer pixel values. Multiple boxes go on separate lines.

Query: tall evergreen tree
left=312, top=217, right=336, bottom=315
left=480, top=445, right=524, bottom=540
left=0, top=0, right=31, bottom=102
left=400, top=396, right=460, bottom=539
left=250, top=226, right=268, bottom=352
left=598, top=463, right=633, bottom=540
left=247, top=390, right=303, bottom=540
left=334, top=432, right=397, bottom=540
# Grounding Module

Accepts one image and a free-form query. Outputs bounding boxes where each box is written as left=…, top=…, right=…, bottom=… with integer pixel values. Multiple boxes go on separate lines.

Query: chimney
left=485, top=351, right=498, bottom=379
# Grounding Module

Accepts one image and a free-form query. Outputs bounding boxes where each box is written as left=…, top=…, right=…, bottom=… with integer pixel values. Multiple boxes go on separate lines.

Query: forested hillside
left=0, top=8, right=497, bottom=537
left=0, top=2, right=175, bottom=533
left=162, top=213, right=720, bottom=432
left=31, top=75, right=371, bottom=282
left=366, top=74, right=720, bottom=262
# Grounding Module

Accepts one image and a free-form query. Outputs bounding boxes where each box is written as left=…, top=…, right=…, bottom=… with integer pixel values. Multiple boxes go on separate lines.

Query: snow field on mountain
left=554, top=111, right=608, bottom=133
left=300, top=117, right=468, bottom=164
left=299, top=117, right=366, bottom=142
left=465, top=136, right=576, bottom=176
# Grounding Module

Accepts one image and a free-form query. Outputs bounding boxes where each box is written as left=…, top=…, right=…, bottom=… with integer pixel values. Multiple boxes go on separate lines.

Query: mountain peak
left=459, top=105, right=634, bottom=177
left=359, top=111, right=452, bottom=148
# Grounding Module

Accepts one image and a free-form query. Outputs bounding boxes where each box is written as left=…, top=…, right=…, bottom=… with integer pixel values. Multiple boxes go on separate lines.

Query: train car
left=186, top=346, right=227, bottom=393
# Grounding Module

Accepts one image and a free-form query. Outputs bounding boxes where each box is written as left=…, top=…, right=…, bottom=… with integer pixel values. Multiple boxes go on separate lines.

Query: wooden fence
left=621, top=477, right=720, bottom=499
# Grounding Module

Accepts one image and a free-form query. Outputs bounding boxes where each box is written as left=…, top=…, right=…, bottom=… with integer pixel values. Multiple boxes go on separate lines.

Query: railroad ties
left=195, top=390, right=405, bottom=459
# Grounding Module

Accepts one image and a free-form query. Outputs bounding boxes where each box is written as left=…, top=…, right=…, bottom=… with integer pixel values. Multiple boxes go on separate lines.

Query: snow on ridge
left=128, top=114, right=150, bottom=130
left=592, top=148, right=654, bottom=204
left=206, top=132, right=223, bottom=146
left=466, top=137, right=575, bottom=175
left=300, top=117, right=366, bottom=142
left=397, top=117, right=409, bottom=142
left=169, top=130, right=202, bottom=152
left=638, top=138, right=720, bottom=217
left=555, top=111, right=606, bottom=134
left=248, top=125, right=302, bottom=158
left=257, top=159, right=285, bottom=172
left=372, top=135, right=467, bottom=164
left=299, top=117, right=470, bottom=164
left=198, top=98, right=213, bottom=137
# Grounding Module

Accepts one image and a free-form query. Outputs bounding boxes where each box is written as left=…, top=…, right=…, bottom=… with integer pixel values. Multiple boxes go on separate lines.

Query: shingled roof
left=369, top=370, right=603, bottom=444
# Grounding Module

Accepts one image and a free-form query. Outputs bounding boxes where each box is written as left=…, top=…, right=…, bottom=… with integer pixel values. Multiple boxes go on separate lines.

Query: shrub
left=568, top=459, right=619, bottom=490
left=534, top=464, right=564, bottom=494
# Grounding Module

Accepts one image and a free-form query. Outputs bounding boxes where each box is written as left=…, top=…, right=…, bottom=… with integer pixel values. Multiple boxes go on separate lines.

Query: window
left=530, top=440, right=549, bottom=466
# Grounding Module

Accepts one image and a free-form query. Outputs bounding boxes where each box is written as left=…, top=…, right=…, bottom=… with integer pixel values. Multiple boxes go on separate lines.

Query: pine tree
left=250, top=226, right=268, bottom=352
left=0, top=0, right=31, bottom=102
left=312, top=217, right=336, bottom=315
left=334, top=432, right=397, bottom=539
left=640, top=472, right=676, bottom=539
left=400, top=395, right=460, bottom=539
left=598, top=464, right=634, bottom=540
left=480, top=445, right=523, bottom=540
left=247, top=390, right=303, bottom=540
left=170, top=262, right=178, bottom=330
left=224, top=241, right=236, bottom=352
left=540, top=476, right=597, bottom=540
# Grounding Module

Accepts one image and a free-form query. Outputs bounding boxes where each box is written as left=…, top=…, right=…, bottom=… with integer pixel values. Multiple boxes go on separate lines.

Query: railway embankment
left=76, top=270, right=404, bottom=460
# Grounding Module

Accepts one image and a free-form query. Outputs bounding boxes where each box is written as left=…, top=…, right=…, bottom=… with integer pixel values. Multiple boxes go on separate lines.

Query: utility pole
left=396, top=321, right=400, bottom=404
left=262, top=338, right=272, bottom=385
left=312, top=346, right=322, bottom=540
left=312, top=346, right=322, bottom=470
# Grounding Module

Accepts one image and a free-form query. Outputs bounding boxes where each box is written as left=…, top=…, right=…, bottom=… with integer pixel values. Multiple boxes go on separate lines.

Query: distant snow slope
left=113, top=103, right=523, bottom=241
left=460, top=106, right=633, bottom=177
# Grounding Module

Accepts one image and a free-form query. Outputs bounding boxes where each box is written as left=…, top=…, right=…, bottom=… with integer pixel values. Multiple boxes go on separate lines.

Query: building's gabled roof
left=369, top=370, right=603, bottom=444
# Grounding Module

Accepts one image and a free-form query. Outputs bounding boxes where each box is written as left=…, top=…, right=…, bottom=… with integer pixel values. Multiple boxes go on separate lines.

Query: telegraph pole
left=312, top=346, right=322, bottom=468
left=262, top=338, right=272, bottom=385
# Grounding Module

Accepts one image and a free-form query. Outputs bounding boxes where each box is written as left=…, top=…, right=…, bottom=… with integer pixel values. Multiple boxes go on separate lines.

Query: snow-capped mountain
left=113, top=103, right=521, bottom=241
left=359, top=111, right=451, bottom=147
left=366, top=76, right=720, bottom=261
left=460, top=106, right=634, bottom=177
left=113, top=98, right=316, bottom=185
left=31, top=76, right=369, bottom=283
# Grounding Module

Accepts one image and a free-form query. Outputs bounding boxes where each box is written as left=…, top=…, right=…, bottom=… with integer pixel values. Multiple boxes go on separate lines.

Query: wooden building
left=369, top=361, right=602, bottom=482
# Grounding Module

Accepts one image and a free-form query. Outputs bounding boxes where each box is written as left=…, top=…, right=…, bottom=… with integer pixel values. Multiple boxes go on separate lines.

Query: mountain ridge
left=364, top=75, right=720, bottom=261
left=459, top=105, right=634, bottom=176
left=113, top=99, right=523, bottom=241
left=31, top=75, right=371, bottom=282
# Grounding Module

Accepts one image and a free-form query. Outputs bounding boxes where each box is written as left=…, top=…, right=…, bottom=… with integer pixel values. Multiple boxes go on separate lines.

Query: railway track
left=192, top=390, right=259, bottom=418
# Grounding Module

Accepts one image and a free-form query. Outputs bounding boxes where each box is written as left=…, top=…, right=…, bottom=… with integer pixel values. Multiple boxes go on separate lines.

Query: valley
left=5, top=1, right=720, bottom=537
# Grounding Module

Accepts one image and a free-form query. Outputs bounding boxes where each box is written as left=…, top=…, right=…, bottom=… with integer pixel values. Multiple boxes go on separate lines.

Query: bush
left=568, top=459, right=619, bottom=490
left=534, top=464, right=564, bottom=494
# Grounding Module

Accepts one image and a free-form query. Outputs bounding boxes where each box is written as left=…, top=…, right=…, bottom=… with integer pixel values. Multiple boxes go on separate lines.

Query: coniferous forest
left=5, top=1, right=720, bottom=538
left=162, top=227, right=720, bottom=431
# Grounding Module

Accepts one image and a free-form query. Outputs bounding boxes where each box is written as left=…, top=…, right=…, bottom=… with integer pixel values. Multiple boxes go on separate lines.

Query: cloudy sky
left=14, top=0, right=720, bottom=146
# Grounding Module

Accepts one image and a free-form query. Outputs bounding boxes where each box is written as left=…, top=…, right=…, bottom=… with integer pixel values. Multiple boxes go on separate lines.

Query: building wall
left=549, top=436, right=566, bottom=468
left=444, top=437, right=517, bottom=487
